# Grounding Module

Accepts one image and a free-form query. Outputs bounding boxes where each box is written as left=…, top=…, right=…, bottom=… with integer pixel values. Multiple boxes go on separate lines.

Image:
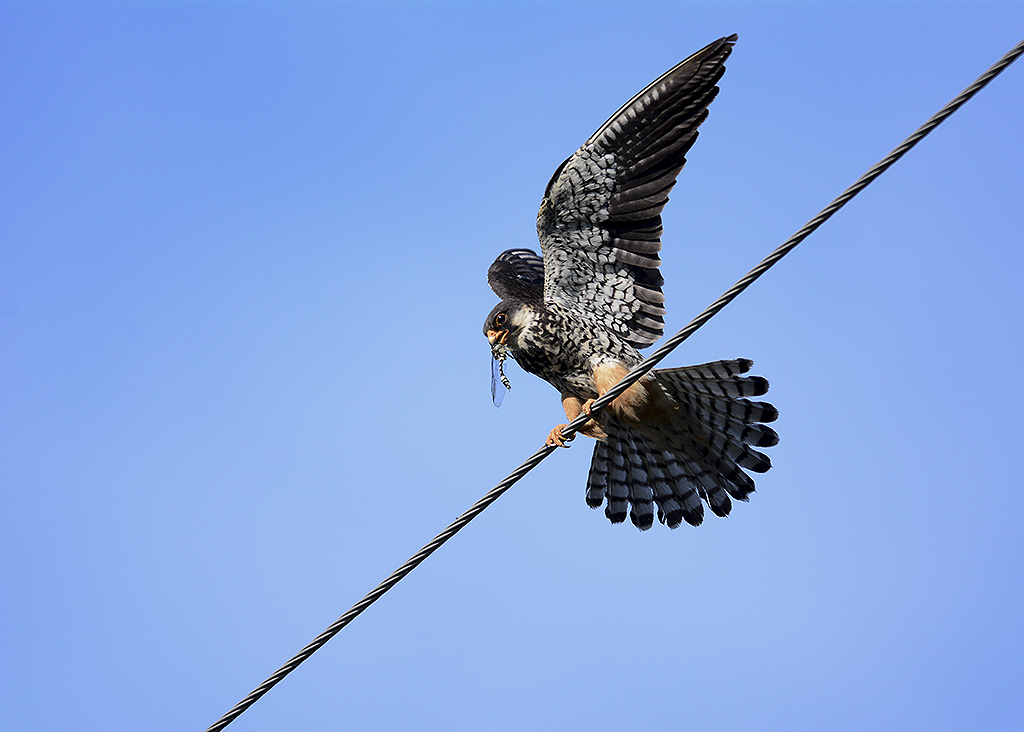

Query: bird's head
left=483, top=300, right=533, bottom=354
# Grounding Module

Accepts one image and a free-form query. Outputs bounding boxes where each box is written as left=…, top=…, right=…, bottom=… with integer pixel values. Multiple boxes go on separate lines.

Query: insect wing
left=491, top=354, right=507, bottom=407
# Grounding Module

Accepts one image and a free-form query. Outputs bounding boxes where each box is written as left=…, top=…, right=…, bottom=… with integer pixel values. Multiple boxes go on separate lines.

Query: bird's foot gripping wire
left=546, top=424, right=574, bottom=448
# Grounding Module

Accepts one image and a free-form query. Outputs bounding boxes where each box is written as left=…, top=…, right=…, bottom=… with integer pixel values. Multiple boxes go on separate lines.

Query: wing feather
left=537, top=35, right=736, bottom=347
left=487, top=248, right=545, bottom=302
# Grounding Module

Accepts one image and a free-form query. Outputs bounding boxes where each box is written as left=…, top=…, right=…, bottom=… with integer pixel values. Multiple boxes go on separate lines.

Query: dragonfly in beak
left=486, top=328, right=512, bottom=407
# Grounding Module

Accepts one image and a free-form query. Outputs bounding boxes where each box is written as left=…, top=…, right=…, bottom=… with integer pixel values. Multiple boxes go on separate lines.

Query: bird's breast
left=510, top=317, right=595, bottom=397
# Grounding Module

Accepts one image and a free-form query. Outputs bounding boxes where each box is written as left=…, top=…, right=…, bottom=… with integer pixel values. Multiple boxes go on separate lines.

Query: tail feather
left=675, top=449, right=733, bottom=517
left=588, top=422, right=708, bottom=529
left=656, top=452, right=705, bottom=527
left=604, top=438, right=630, bottom=524
left=586, top=440, right=611, bottom=509
left=658, top=363, right=769, bottom=399
left=623, top=431, right=655, bottom=531
left=663, top=358, right=753, bottom=379
left=655, top=411, right=772, bottom=475
left=645, top=458, right=682, bottom=528
left=642, top=405, right=768, bottom=485
left=674, top=389, right=779, bottom=425
left=679, top=399, right=780, bottom=448
left=584, top=358, right=778, bottom=530
left=706, top=428, right=772, bottom=473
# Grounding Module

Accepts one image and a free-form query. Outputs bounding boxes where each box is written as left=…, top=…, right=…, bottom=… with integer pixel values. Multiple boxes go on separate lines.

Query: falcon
left=484, top=35, right=778, bottom=530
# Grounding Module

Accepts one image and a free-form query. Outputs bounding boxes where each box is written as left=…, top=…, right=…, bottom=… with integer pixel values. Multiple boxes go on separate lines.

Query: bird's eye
left=495, top=313, right=508, bottom=327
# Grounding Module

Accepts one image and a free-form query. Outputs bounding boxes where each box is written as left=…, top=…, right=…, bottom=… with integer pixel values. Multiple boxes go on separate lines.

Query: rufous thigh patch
left=592, top=362, right=650, bottom=424
left=561, top=394, right=608, bottom=440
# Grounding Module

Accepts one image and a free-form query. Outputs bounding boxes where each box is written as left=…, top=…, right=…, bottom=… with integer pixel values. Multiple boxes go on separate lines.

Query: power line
left=205, top=37, right=1024, bottom=732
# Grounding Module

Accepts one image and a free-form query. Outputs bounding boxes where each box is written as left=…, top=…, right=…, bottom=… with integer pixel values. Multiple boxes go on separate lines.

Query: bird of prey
left=484, top=35, right=778, bottom=531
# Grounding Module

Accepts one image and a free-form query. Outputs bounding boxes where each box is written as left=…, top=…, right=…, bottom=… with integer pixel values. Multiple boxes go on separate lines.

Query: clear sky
left=2, top=3, right=1023, bottom=731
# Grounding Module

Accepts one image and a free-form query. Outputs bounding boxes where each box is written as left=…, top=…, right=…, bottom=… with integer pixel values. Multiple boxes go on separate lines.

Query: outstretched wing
left=537, top=35, right=736, bottom=348
left=487, top=248, right=545, bottom=302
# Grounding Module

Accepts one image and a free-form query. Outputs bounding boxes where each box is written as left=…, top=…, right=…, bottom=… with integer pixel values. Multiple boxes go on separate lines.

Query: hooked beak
left=486, top=329, right=509, bottom=348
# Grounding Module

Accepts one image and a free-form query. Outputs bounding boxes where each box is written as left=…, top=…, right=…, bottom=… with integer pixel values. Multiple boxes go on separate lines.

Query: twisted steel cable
left=206, top=37, right=1024, bottom=732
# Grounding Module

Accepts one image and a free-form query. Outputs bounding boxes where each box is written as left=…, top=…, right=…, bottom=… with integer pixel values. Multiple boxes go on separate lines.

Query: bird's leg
left=548, top=367, right=646, bottom=447
left=547, top=395, right=608, bottom=447
left=547, top=394, right=576, bottom=447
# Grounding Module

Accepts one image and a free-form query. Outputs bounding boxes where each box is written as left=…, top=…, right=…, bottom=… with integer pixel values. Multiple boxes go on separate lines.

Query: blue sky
left=2, top=3, right=1023, bottom=731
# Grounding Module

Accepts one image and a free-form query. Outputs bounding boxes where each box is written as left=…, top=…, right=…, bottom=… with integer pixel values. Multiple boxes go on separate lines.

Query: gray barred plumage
left=484, top=35, right=779, bottom=530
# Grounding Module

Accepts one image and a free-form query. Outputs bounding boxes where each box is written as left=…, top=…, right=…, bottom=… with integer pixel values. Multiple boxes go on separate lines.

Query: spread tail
left=585, top=359, right=778, bottom=530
